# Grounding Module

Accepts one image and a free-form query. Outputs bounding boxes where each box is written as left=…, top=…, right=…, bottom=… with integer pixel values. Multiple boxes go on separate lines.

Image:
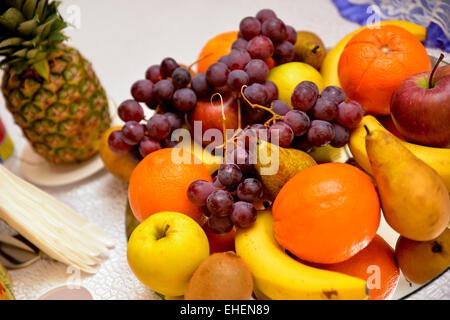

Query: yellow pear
left=365, top=129, right=450, bottom=241
left=254, top=140, right=316, bottom=200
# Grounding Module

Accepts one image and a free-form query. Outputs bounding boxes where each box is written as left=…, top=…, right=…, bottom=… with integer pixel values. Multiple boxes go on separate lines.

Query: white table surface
left=0, top=0, right=448, bottom=300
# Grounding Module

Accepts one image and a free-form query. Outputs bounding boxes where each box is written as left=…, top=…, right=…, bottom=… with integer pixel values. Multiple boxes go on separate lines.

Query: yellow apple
left=127, top=211, right=209, bottom=296
left=267, top=62, right=324, bottom=108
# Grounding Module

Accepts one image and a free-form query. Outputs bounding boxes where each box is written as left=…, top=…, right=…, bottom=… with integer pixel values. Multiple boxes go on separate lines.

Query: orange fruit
left=128, top=148, right=211, bottom=225
left=338, top=25, right=431, bottom=115
left=316, top=235, right=400, bottom=300
left=273, top=163, right=380, bottom=264
left=197, top=31, right=238, bottom=74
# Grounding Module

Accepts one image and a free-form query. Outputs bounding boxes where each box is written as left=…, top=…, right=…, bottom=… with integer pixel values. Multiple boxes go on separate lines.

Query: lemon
left=267, top=62, right=324, bottom=107
left=99, top=126, right=138, bottom=182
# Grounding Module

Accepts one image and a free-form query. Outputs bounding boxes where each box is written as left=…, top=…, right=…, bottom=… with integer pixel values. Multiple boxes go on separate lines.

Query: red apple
left=189, top=93, right=239, bottom=147
left=202, top=223, right=236, bottom=254
left=390, top=56, right=450, bottom=147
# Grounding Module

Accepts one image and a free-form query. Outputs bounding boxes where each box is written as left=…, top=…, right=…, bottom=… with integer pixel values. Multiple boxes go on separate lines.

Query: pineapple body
left=2, top=45, right=110, bottom=164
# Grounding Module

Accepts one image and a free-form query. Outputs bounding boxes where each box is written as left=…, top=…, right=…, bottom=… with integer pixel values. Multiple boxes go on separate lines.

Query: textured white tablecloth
left=0, top=0, right=448, bottom=300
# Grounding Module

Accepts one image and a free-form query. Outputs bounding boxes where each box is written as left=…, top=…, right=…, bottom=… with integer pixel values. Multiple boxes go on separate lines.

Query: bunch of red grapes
left=188, top=162, right=264, bottom=234
left=108, top=57, right=194, bottom=159
left=267, top=81, right=364, bottom=152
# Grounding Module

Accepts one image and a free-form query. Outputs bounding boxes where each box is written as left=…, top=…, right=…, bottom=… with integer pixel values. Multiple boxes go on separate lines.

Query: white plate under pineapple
left=20, top=99, right=121, bottom=187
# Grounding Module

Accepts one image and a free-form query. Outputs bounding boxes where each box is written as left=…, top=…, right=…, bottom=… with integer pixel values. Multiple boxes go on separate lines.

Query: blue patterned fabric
left=333, top=0, right=450, bottom=52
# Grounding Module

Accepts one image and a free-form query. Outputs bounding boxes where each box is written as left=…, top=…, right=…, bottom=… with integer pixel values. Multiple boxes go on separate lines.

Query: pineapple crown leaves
left=0, top=0, right=68, bottom=79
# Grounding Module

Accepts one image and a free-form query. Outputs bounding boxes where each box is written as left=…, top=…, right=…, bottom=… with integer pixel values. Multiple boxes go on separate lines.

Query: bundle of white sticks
left=0, top=165, right=114, bottom=273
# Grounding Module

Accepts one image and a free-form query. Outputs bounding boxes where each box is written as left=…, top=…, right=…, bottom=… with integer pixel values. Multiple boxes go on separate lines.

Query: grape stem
left=240, top=85, right=283, bottom=126
left=187, top=53, right=214, bottom=71
left=211, top=93, right=228, bottom=162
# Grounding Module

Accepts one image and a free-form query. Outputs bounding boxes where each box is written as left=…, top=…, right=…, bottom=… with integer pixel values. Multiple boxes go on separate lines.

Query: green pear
left=254, top=140, right=316, bottom=200
left=365, top=129, right=450, bottom=241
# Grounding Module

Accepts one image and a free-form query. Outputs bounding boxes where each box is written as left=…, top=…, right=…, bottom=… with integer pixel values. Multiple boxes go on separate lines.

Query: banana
left=175, top=138, right=222, bottom=175
left=349, top=115, right=450, bottom=191
left=321, top=20, right=427, bottom=87
left=235, top=210, right=368, bottom=300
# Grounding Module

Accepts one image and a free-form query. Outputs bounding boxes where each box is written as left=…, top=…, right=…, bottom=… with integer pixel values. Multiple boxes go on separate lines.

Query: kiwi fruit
left=294, top=31, right=326, bottom=70
left=184, top=251, right=253, bottom=300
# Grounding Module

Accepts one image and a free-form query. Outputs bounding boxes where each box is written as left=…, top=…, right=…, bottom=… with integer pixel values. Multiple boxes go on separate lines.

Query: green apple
left=267, top=62, right=324, bottom=107
left=127, top=211, right=209, bottom=296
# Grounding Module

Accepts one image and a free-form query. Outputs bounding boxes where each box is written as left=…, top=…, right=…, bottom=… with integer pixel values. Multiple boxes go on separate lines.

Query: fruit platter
left=0, top=0, right=449, bottom=301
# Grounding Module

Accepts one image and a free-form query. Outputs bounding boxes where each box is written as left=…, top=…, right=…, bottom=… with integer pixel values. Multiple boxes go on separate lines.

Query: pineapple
left=0, top=0, right=110, bottom=164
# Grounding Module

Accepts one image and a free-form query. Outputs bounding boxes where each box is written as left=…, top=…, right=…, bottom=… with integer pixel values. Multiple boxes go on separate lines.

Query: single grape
left=236, top=178, right=263, bottom=203
left=171, top=67, right=191, bottom=89
left=256, top=8, right=277, bottom=24
left=336, top=100, right=364, bottom=128
left=227, top=49, right=251, bottom=70
left=227, top=70, right=249, bottom=91
left=270, top=121, right=294, bottom=147
left=218, top=54, right=230, bottom=66
left=272, top=100, right=290, bottom=116
left=231, top=201, right=257, bottom=228
left=291, top=81, right=319, bottom=111
left=208, top=214, right=234, bottom=234
left=153, top=79, right=174, bottom=101
left=164, top=112, right=184, bottom=131
left=243, top=83, right=268, bottom=105
left=131, top=79, right=154, bottom=103
left=206, top=62, right=230, bottom=87
left=187, top=180, right=215, bottom=206
left=108, top=130, right=133, bottom=155
left=218, top=163, right=243, bottom=187
left=331, top=123, right=350, bottom=148
left=292, top=135, right=314, bottom=153
left=145, top=64, right=161, bottom=83
left=307, top=120, right=335, bottom=147
left=321, top=86, right=346, bottom=105
left=245, top=106, right=267, bottom=125
left=239, top=16, right=261, bottom=40
left=191, top=73, right=212, bottom=97
left=262, top=18, right=287, bottom=43
left=232, top=38, right=249, bottom=50
left=160, top=57, right=179, bottom=78
left=206, top=189, right=234, bottom=217
left=172, top=88, right=197, bottom=112
left=122, top=121, right=145, bottom=145
left=147, top=114, right=171, bottom=140
left=118, top=99, right=144, bottom=122
left=312, top=97, right=338, bottom=121
left=245, top=59, right=269, bottom=83
left=284, top=110, right=310, bottom=136
left=263, top=80, right=278, bottom=103
left=273, top=40, right=295, bottom=64
left=139, top=137, right=161, bottom=157
left=231, top=147, right=253, bottom=173
left=247, top=36, right=274, bottom=60
left=286, top=25, right=298, bottom=44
